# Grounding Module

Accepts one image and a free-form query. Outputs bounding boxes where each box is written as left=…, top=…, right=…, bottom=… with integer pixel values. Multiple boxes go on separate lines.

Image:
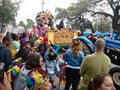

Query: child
left=43, top=46, right=60, bottom=89
left=56, top=57, right=66, bottom=90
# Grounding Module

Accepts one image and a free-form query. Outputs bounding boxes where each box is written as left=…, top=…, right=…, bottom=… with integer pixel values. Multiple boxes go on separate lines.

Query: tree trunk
left=112, top=5, right=120, bottom=34
left=1, top=24, right=3, bottom=33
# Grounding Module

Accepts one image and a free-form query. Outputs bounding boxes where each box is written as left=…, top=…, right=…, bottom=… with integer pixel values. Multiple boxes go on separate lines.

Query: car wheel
left=80, top=40, right=92, bottom=56
left=109, top=67, right=120, bottom=89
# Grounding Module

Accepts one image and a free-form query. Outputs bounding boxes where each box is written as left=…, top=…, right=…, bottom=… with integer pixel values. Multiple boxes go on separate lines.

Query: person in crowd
left=13, top=52, right=44, bottom=90
left=20, top=37, right=31, bottom=48
left=13, top=46, right=32, bottom=62
left=79, top=38, right=112, bottom=90
left=11, top=33, right=20, bottom=52
left=19, top=33, right=27, bottom=40
left=29, top=33, right=37, bottom=47
left=43, top=45, right=59, bottom=89
left=63, top=39, right=84, bottom=90
left=87, top=73, right=116, bottom=90
left=57, top=19, right=65, bottom=30
left=37, top=42, right=46, bottom=59
left=2, top=35, right=16, bottom=58
left=56, top=57, right=66, bottom=90
left=24, top=68, right=51, bottom=90
left=0, top=72, right=12, bottom=90
left=0, top=36, right=12, bottom=71
left=7, top=46, right=32, bottom=82
left=34, top=37, right=41, bottom=49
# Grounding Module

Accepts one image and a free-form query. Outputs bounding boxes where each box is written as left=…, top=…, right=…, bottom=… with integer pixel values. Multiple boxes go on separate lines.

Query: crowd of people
left=0, top=28, right=116, bottom=90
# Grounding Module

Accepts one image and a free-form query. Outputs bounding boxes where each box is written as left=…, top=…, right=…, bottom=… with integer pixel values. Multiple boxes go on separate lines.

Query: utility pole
left=42, top=0, right=44, bottom=11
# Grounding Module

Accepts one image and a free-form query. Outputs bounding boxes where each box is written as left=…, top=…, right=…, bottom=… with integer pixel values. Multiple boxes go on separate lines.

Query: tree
left=0, top=0, right=21, bottom=33
left=55, top=1, right=93, bottom=30
left=93, top=16, right=112, bottom=32
left=18, top=19, right=35, bottom=30
left=18, top=21, right=27, bottom=30
left=87, top=0, right=120, bottom=33
left=55, top=8, right=68, bottom=20
left=26, top=19, right=35, bottom=29
left=55, top=0, right=120, bottom=33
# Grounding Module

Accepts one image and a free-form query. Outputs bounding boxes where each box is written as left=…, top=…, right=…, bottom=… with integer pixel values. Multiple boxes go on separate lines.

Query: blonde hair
left=71, top=39, right=82, bottom=56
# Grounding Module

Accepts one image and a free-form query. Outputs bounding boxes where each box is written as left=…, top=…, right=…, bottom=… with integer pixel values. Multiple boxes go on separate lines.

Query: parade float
left=32, top=10, right=78, bottom=49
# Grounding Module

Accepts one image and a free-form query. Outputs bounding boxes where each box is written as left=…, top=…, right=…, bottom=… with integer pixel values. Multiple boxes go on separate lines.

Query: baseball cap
left=20, top=38, right=30, bottom=46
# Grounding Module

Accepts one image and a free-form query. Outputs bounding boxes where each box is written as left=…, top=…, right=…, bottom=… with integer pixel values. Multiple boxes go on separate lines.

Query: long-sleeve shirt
left=79, top=52, right=112, bottom=90
left=63, top=48, right=84, bottom=69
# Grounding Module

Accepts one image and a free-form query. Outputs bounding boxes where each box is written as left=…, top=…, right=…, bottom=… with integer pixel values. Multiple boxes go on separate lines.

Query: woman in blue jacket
left=63, top=39, right=84, bottom=90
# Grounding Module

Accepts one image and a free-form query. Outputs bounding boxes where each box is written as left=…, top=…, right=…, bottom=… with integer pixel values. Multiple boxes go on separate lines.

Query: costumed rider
left=47, top=12, right=54, bottom=30
left=35, top=11, right=48, bottom=37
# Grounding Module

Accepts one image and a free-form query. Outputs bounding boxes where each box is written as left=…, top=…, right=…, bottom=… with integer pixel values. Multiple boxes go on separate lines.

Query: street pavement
left=54, top=52, right=65, bottom=90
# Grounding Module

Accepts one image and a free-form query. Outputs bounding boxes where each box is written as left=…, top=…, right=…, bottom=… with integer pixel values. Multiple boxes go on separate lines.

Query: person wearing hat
left=20, top=38, right=31, bottom=48
left=24, top=68, right=51, bottom=90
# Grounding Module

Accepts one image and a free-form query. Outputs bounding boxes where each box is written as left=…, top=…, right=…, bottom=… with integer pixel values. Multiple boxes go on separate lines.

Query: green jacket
left=79, top=52, right=111, bottom=90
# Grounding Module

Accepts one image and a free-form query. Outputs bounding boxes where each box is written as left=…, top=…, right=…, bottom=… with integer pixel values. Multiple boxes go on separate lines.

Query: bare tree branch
left=94, top=0, right=103, bottom=4
left=89, top=10, right=113, bottom=18
left=107, top=0, right=115, bottom=13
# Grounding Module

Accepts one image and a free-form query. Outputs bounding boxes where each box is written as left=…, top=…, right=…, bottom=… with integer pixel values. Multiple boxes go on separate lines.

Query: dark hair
left=20, top=33, right=26, bottom=40
left=12, top=33, right=17, bottom=40
left=25, top=52, right=41, bottom=70
left=87, top=73, right=111, bottom=90
left=2, top=35, right=11, bottom=43
left=14, top=46, right=32, bottom=61
left=38, top=42, right=44, bottom=50
left=47, top=49, right=57, bottom=61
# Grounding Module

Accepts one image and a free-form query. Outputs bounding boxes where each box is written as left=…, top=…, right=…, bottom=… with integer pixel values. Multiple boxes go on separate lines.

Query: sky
left=16, top=0, right=77, bottom=24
